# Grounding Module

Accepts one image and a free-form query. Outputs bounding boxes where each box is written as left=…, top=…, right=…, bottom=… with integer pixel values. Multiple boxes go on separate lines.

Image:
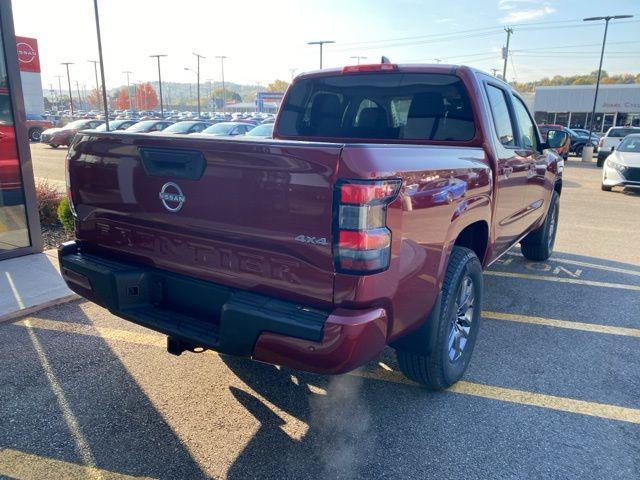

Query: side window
left=486, top=84, right=516, bottom=147
left=512, top=97, right=538, bottom=151
left=191, top=123, right=205, bottom=133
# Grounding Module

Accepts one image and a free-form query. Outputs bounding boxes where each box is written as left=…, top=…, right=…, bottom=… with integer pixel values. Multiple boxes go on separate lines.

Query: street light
left=184, top=67, right=195, bottom=107
left=150, top=54, right=167, bottom=117
left=193, top=52, right=205, bottom=117
left=215, top=56, right=228, bottom=113
left=581, top=14, right=633, bottom=162
left=60, top=62, right=74, bottom=115
left=350, top=56, right=367, bottom=65
left=307, top=40, right=335, bottom=69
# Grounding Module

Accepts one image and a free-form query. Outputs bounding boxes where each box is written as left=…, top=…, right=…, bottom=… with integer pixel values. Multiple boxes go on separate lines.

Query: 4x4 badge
left=159, top=182, right=185, bottom=212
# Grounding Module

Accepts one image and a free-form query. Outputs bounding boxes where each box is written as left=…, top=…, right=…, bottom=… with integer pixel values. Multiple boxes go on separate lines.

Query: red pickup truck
left=59, top=64, right=567, bottom=390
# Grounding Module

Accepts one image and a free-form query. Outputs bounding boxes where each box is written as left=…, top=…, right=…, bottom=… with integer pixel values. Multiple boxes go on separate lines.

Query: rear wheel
left=596, top=156, right=606, bottom=168
left=396, top=246, right=482, bottom=390
left=520, top=190, right=559, bottom=261
left=575, top=145, right=583, bottom=157
left=49, top=144, right=59, bottom=149
left=601, top=184, right=612, bottom=192
left=28, top=127, right=42, bottom=142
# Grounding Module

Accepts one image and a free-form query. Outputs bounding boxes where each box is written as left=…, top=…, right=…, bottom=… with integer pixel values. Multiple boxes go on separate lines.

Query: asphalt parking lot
left=2, top=148, right=640, bottom=479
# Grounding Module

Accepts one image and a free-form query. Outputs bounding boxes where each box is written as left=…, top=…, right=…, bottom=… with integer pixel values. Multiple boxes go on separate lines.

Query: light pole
left=307, top=40, right=335, bottom=69
left=206, top=78, right=214, bottom=110
left=215, top=56, right=228, bottom=112
left=123, top=70, right=133, bottom=111
left=88, top=60, right=100, bottom=109
left=150, top=54, right=167, bottom=117
left=193, top=52, right=205, bottom=117
left=184, top=67, right=195, bottom=108
left=61, top=62, right=74, bottom=115
left=55, top=75, right=63, bottom=110
left=581, top=14, right=633, bottom=162
left=350, top=56, right=367, bottom=65
left=92, top=0, right=110, bottom=128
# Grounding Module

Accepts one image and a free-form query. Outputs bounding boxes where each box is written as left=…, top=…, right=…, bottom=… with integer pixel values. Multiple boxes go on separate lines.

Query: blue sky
left=13, top=0, right=640, bottom=91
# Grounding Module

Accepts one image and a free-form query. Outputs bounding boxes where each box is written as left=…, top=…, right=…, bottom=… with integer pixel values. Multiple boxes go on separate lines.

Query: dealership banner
left=15, top=36, right=44, bottom=115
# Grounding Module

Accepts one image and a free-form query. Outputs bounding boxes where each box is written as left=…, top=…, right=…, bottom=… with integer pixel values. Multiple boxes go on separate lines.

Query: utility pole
left=350, top=56, right=367, bottom=65
left=150, top=54, right=167, bottom=116
left=307, top=40, right=335, bottom=69
left=193, top=52, right=205, bottom=117
left=92, top=0, right=110, bottom=128
left=502, top=27, right=513, bottom=82
left=76, top=81, right=82, bottom=110
left=61, top=62, right=74, bottom=115
left=215, top=56, right=228, bottom=112
left=582, top=14, right=633, bottom=162
left=123, top=70, right=133, bottom=110
left=88, top=60, right=100, bottom=109
left=206, top=78, right=214, bottom=110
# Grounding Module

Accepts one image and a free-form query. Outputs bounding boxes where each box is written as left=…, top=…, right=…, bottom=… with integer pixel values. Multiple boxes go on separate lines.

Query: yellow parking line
left=506, top=252, right=640, bottom=277
left=485, top=270, right=640, bottom=291
left=483, top=311, right=640, bottom=338
left=353, top=370, right=640, bottom=425
left=0, top=448, right=154, bottom=480
left=14, top=317, right=640, bottom=425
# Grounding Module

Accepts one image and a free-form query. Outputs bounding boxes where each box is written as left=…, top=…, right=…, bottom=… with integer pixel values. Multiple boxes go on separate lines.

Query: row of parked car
left=39, top=119, right=275, bottom=148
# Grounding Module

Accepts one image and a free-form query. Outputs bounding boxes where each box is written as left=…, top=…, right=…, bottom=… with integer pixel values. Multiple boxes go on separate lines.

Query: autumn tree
left=115, top=88, right=130, bottom=110
left=267, top=79, right=289, bottom=92
left=135, top=82, right=158, bottom=110
left=87, top=88, right=102, bottom=109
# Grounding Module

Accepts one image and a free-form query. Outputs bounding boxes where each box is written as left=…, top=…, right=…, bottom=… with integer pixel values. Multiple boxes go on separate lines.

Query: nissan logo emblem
left=159, top=182, right=185, bottom=212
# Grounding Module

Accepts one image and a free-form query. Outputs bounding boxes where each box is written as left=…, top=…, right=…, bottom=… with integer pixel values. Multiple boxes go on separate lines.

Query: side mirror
left=545, top=129, right=569, bottom=149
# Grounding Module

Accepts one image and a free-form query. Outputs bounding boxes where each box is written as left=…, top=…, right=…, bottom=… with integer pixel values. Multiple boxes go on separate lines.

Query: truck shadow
left=0, top=302, right=207, bottom=479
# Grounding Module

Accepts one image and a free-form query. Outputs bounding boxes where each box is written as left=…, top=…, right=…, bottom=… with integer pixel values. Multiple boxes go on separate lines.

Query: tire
left=601, top=184, right=612, bottom=192
left=49, top=144, right=59, bottom=149
left=396, top=246, right=483, bottom=390
left=28, top=127, right=42, bottom=142
left=520, top=190, right=559, bottom=261
left=575, top=145, right=583, bottom=157
left=596, top=156, right=606, bottom=168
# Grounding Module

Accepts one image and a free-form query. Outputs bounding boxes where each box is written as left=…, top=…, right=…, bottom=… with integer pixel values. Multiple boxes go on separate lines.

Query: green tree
left=267, top=79, right=289, bottom=92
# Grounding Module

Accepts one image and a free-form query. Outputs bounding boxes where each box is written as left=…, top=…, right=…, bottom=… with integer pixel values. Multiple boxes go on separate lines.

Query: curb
left=0, top=294, right=80, bottom=324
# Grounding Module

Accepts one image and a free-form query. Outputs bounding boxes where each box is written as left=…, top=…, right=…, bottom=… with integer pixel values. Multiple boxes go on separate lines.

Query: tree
left=87, top=88, right=102, bottom=109
left=115, top=88, right=130, bottom=110
left=213, top=88, right=242, bottom=104
left=135, top=82, right=158, bottom=110
left=267, top=79, right=289, bottom=92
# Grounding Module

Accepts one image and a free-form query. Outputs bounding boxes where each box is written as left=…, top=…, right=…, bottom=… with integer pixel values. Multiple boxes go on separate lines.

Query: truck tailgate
left=68, top=133, right=341, bottom=307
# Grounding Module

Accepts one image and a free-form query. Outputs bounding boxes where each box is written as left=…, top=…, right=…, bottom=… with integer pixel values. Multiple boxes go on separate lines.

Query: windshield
left=63, top=120, right=91, bottom=130
left=609, top=128, right=640, bottom=138
left=617, top=136, right=640, bottom=153
left=202, top=123, right=235, bottom=135
left=277, top=72, right=476, bottom=141
left=163, top=122, right=196, bottom=134
left=126, top=120, right=157, bottom=132
left=95, top=120, right=128, bottom=131
left=246, top=124, right=273, bottom=136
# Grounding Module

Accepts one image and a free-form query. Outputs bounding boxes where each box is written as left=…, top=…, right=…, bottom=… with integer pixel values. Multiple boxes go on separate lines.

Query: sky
left=12, top=0, right=640, bottom=93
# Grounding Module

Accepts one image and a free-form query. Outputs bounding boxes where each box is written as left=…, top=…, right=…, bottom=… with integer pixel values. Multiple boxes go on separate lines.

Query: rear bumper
left=58, top=241, right=387, bottom=374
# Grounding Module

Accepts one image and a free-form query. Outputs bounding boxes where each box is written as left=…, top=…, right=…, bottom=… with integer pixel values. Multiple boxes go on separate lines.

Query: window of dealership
left=533, top=84, right=640, bottom=132
left=0, top=2, right=42, bottom=260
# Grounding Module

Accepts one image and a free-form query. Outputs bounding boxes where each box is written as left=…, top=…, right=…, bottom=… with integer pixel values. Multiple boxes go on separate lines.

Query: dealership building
left=533, top=84, right=640, bottom=132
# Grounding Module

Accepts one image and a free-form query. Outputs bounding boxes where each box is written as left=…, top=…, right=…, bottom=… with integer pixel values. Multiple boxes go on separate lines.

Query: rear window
left=277, top=72, right=476, bottom=142
left=609, top=128, right=640, bottom=138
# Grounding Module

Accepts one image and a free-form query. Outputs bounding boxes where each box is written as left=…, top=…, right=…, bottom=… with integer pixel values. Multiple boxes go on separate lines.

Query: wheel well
left=554, top=179, right=562, bottom=196
left=454, top=221, right=488, bottom=264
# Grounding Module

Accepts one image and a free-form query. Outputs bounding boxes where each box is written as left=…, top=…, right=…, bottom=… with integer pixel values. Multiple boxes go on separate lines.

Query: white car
left=597, top=126, right=640, bottom=167
left=601, top=133, right=640, bottom=192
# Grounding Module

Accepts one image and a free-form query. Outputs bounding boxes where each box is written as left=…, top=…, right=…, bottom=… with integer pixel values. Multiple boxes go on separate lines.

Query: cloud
left=498, top=0, right=538, bottom=10
left=500, top=3, right=556, bottom=23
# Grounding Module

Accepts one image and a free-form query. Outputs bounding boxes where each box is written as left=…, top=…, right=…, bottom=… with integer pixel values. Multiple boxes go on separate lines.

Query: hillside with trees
left=513, top=71, right=640, bottom=93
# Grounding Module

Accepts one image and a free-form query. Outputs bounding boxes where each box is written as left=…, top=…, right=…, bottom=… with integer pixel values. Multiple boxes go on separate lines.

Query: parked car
left=245, top=123, right=274, bottom=138
left=25, top=114, right=53, bottom=142
left=152, top=120, right=210, bottom=135
left=199, top=122, right=255, bottom=136
left=40, top=119, right=103, bottom=148
left=93, top=119, right=137, bottom=132
left=124, top=120, right=173, bottom=133
left=537, top=124, right=571, bottom=159
left=596, top=126, right=640, bottom=167
left=601, top=133, right=640, bottom=191
left=60, top=63, right=567, bottom=390
left=565, top=128, right=598, bottom=157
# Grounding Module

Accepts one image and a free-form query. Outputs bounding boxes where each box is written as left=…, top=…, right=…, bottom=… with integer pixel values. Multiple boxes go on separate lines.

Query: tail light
left=64, top=154, right=77, bottom=218
left=598, top=137, right=605, bottom=148
left=334, top=179, right=401, bottom=274
left=342, top=64, right=398, bottom=74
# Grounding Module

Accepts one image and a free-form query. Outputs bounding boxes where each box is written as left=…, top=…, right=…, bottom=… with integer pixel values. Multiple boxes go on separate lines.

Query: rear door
left=69, top=134, right=342, bottom=307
